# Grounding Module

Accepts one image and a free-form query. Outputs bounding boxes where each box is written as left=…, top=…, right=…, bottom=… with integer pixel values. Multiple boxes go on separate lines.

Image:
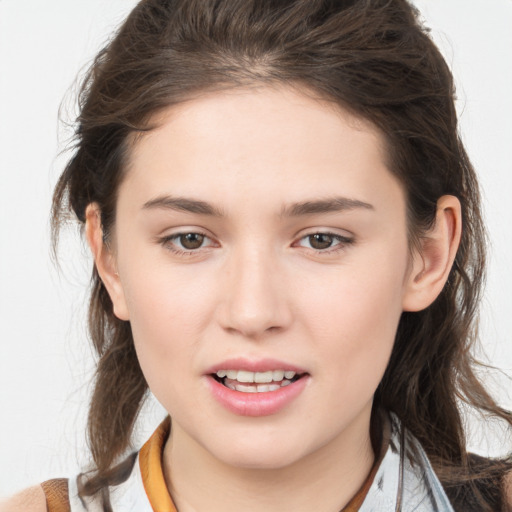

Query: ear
left=402, top=195, right=462, bottom=312
left=85, top=204, right=130, bottom=321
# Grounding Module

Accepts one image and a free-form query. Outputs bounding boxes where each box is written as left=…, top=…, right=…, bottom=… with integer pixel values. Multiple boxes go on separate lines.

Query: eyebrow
left=280, top=197, right=374, bottom=217
left=142, top=196, right=225, bottom=216
left=142, top=195, right=374, bottom=217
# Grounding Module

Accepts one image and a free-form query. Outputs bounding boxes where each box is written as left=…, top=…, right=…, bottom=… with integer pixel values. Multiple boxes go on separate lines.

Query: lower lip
left=206, top=375, right=309, bottom=417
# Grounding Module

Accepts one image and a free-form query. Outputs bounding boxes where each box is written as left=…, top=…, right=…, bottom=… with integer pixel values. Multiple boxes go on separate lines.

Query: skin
left=84, top=85, right=461, bottom=512
left=0, top=486, right=46, bottom=512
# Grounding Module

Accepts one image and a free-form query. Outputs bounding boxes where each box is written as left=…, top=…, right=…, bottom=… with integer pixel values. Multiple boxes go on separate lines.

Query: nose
left=217, top=245, right=292, bottom=339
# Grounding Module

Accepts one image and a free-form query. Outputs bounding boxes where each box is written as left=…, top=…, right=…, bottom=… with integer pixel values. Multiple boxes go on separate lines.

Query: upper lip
left=204, top=357, right=308, bottom=375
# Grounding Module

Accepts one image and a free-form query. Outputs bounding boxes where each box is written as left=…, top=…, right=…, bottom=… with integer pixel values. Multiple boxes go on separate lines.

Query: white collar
left=360, top=413, right=454, bottom=511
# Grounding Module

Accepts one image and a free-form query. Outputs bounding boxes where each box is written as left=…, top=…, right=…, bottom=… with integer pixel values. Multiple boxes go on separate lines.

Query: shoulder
left=0, top=485, right=47, bottom=512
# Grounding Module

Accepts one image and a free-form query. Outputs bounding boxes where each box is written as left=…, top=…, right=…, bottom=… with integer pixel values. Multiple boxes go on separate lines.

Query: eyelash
left=158, top=231, right=354, bottom=256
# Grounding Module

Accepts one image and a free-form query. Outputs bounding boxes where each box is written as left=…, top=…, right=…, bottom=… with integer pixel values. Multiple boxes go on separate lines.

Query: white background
left=0, top=0, right=511, bottom=497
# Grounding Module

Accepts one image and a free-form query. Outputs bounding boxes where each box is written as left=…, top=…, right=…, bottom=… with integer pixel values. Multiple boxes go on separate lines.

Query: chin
left=222, top=451, right=303, bottom=471
left=206, top=432, right=312, bottom=470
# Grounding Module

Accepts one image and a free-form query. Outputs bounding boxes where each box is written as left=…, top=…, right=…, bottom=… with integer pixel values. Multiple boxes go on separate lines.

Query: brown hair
left=52, top=0, right=512, bottom=509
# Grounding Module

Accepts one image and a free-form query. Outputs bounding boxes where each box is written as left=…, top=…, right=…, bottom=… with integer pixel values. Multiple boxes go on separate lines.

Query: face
left=104, top=85, right=416, bottom=470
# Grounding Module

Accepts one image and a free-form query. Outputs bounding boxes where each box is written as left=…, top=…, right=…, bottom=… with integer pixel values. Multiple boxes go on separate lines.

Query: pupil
left=180, top=233, right=204, bottom=249
left=310, top=233, right=333, bottom=250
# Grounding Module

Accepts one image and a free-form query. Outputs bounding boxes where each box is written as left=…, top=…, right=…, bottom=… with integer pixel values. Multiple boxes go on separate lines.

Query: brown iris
left=308, top=233, right=335, bottom=250
left=180, top=233, right=205, bottom=249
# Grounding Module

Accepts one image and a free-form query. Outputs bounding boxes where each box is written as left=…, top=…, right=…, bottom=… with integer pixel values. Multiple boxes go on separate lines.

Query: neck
left=162, top=406, right=376, bottom=512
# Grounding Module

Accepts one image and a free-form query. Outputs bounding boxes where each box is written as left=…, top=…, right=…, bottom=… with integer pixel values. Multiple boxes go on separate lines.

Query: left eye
left=164, top=232, right=213, bottom=251
left=179, top=233, right=206, bottom=249
left=297, top=233, right=350, bottom=251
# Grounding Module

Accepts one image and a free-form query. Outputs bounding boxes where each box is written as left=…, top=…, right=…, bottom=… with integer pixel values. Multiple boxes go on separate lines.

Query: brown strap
left=41, top=479, right=71, bottom=512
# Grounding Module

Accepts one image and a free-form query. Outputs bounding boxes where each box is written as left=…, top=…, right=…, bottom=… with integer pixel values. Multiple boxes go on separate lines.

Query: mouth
left=205, top=359, right=310, bottom=416
left=212, top=369, right=305, bottom=393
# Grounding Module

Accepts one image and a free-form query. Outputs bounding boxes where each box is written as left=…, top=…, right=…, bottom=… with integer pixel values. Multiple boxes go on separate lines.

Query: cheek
left=120, top=243, right=218, bottom=334
left=296, top=251, right=407, bottom=389
left=119, top=261, right=218, bottom=391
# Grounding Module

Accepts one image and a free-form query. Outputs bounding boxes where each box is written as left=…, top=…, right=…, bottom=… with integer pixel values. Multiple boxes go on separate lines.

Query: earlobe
left=85, top=204, right=130, bottom=321
left=402, top=195, right=462, bottom=312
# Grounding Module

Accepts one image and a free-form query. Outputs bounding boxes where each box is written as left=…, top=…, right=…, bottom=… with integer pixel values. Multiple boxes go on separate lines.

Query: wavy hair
left=52, top=0, right=512, bottom=509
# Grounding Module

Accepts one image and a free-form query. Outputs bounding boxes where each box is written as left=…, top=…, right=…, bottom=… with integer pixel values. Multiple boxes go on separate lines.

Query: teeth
left=215, top=369, right=297, bottom=383
left=226, top=382, right=288, bottom=393
left=237, top=370, right=255, bottom=383
left=235, top=383, right=258, bottom=393
left=255, top=384, right=282, bottom=392
left=254, top=371, right=273, bottom=383
left=272, top=370, right=285, bottom=381
left=215, top=369, right=301, bottom=393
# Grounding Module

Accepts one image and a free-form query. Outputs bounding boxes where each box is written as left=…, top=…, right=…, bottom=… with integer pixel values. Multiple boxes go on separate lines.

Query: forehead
left=133, top=85, right=385, bottom=159
left=120, top=85, right=402, bottom=215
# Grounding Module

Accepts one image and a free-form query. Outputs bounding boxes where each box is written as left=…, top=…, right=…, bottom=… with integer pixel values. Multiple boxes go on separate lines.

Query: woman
left=3, top=0, right=512, bottom=510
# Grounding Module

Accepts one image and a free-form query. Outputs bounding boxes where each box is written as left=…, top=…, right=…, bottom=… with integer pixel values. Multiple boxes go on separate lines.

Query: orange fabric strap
left=41, top=478, right=70, bottom=512
left=139, top=416, right=177, bottom=512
